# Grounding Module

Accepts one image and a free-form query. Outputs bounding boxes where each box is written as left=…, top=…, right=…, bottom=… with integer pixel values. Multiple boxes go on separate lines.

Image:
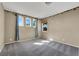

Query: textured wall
left=19, top=27, right=35, bottom=41
left=42, top=8, right=79, bottom=48
left=37, top=20, right=42, bottom=38
left=0, top=3, right=5, bottom=52
left=4, top=11, right=16, bottom=43
left=4, top=11, right=38, bottom=43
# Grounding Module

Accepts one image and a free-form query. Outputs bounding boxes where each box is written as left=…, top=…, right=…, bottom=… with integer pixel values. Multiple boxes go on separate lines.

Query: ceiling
left=2, top=2, right=79, bottom=19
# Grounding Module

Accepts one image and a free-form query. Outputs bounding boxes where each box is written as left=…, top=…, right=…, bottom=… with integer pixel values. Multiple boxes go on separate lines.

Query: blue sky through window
left=26, top=17, right=30, bottom=25
left=18, top=15, right=24, bottom=26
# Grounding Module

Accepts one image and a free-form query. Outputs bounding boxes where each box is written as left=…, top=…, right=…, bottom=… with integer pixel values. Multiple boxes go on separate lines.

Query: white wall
left=4, top=11, right=16, bottom=43
left=37, top=20, right=42, bottom=38
left=42, top=8, right=79, bottom=48
left=0, top=3, right=5, bottom=52
left=19, top=27, right=35, bottom=41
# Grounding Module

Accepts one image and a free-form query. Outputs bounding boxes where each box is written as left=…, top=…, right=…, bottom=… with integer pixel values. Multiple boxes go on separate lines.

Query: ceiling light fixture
left=45, top=2, right=52, bottom=5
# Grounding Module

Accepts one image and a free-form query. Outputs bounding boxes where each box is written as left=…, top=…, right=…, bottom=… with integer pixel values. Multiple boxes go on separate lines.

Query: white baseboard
left=0, top=44, right=4, bottom=53
left=54, top=39, right=79, bottom=48
left=5, top=38, right=36, bottom=44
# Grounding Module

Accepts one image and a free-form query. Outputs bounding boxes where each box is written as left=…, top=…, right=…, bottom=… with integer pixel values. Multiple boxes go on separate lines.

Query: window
left=18, top=15, right=24, bottom=26
left=32, top=18, right=36, bottom=28
left=25, top=17, right=31, bottom=27
left=42, top=23, right=48, bottom=31
left=17, top=15, right=37, bottom=28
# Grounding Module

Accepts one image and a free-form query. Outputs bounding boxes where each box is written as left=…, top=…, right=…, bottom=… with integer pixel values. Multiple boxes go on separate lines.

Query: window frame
left=17, top=14, right=37, bottom=28
left=42, top=22, right=48, bottom=32
left=25, top=17, right=31, bottom=27
left=18, top=15, right=25, bottom=27
left=31, top=18, right=36, bottom=28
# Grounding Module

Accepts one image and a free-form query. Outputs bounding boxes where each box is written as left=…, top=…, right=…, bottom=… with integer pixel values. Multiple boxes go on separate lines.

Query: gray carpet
left=0, top=39, right=79, bottom=56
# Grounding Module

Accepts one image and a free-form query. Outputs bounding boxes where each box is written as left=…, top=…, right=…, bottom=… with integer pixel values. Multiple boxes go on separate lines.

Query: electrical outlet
left=10, top=38, right=12, bottom=41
